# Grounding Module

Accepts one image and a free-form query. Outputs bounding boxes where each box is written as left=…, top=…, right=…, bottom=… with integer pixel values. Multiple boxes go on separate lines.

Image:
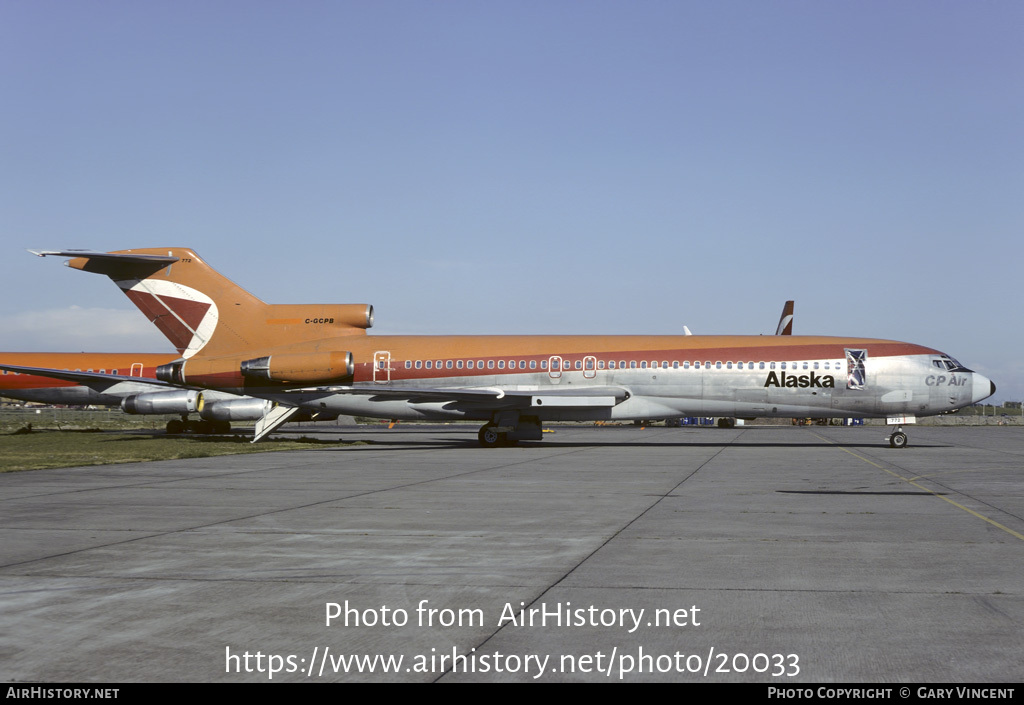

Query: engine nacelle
left=240, top=351, right=354, bottom=384
left=121, top=390, right=200, bottom=415
left=198, top=397, right=273, bottom=421
left=157, top=349, right=356, bottom=388
left=264, top=304, right=374, bottom=330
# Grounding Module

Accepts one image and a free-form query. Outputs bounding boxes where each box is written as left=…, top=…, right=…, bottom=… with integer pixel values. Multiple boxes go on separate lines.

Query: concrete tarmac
left=1, top=424, right=1022, bottom=683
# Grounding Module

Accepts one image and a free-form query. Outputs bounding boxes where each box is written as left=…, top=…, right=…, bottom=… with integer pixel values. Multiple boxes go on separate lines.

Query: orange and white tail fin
left=31, top=248, right=372, bottom=358
left=775, top=300, right=794, bottom=336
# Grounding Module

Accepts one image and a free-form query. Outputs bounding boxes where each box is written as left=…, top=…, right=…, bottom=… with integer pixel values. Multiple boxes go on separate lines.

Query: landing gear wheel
left=478, top=424, right=504, bottom=448
left=889, top=431, right=908, bottom=449
left=166, top=419, right=184, bottom=435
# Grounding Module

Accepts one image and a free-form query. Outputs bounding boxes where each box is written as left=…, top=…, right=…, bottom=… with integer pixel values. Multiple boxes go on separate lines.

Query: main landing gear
left=478, top=423, right=507, bottom=448
left=166, top=415, right=231, bottom=435
left=886, top=425, right=908, bottom=449
left=477, top=414, right=542, bottom=448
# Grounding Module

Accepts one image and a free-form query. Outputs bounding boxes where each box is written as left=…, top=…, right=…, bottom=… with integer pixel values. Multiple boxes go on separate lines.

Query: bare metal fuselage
left=229, top=336, right=994, bottom=424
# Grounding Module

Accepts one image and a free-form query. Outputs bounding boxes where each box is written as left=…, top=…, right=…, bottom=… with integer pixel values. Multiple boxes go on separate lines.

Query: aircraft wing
left=281, top=384, right=631, bottom=408
left=247, top=383, right=632, bottom=443
left=0, top=363, right=178, bottom=393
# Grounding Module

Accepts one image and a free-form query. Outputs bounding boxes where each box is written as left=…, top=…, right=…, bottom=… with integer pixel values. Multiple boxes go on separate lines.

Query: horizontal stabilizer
left=29, top=249, right=178, bottom=267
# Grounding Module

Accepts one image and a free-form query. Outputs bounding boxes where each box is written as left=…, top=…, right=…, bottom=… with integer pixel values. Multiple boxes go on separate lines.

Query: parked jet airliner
left=23, top=248, right=995, bottom=448
left=1, top=300, right=790, bottom=435
left=0, top=352, right=340, bottom=433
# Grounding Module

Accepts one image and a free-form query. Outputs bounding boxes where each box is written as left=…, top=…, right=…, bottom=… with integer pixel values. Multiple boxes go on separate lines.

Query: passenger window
left=498, top=361, right=505, bottom=369
left=426, top=361, right=432, bottom=369
left=488, top=360, right=495, bottom=369
left=456, top=360, right=463, bottom=369
left=530, top=360, right=536, bottom=369
left=467, top=360, right=474, bottom=369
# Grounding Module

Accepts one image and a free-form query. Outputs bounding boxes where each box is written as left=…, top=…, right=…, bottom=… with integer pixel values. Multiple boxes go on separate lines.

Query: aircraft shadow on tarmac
left=114, top=426, right=952, bottom=450
left=301, top=433, right=953, bottom=451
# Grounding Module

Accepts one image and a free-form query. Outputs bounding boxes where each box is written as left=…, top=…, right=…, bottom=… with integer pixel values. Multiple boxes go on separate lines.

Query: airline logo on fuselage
left=764, top=371, right=835, bottom=388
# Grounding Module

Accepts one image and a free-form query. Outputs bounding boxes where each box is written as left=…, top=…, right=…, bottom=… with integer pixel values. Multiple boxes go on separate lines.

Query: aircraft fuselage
left=188, top=334, right=993, bottom=423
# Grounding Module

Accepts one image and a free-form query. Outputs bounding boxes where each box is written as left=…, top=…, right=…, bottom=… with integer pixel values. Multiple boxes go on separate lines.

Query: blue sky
left=2, top=2, right=1021, bottom=401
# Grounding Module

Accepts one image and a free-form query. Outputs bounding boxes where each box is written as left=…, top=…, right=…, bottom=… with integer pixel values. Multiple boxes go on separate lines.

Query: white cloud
left=0, top=306, right=172, bottom=352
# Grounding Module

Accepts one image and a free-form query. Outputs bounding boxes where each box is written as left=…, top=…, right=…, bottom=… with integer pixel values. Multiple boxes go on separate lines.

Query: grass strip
left=0, top=429, right=360, bottom=473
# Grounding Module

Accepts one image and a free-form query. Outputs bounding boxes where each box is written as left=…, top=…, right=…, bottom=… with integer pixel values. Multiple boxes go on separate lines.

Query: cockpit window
left=934, top=355, right=972, bottom=373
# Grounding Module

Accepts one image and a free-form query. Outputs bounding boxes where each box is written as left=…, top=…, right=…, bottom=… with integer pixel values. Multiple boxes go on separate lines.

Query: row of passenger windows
left=1, top=368, right=119, bottom=375
left=396, top=359, right=843, bottom=371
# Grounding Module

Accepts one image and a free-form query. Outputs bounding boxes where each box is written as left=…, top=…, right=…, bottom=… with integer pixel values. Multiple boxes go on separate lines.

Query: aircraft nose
left=971, top=373, right=996, bottom=404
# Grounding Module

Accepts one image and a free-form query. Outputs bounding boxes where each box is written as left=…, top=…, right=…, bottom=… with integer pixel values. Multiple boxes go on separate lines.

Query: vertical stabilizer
left=31, top=248, right=372, bottom=359
left=775, top=300, right=794, bottom=336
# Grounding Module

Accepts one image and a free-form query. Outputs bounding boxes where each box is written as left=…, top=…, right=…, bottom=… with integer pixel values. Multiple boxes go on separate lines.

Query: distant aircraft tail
left=32, top=248, right=373, bottom=359
left=775, top=300, right=794, bottom=335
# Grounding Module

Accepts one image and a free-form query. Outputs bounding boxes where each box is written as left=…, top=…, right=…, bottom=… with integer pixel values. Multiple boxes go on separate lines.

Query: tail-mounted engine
left=240, top=351, right=354, bottom=384
left=156, top=350, right=355, bottom=388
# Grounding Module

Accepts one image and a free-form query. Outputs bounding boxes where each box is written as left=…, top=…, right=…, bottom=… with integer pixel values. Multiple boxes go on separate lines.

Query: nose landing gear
left=887, top=425, right=908, bottom=449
